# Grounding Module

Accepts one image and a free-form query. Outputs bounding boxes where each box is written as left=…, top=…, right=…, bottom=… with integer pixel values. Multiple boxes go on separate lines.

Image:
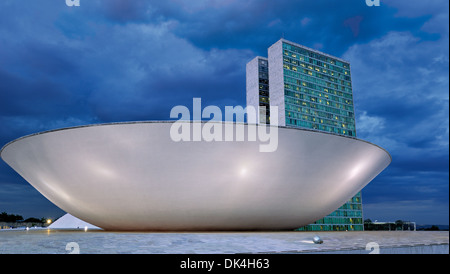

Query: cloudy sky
left=0, top=0, right=448, bottom=225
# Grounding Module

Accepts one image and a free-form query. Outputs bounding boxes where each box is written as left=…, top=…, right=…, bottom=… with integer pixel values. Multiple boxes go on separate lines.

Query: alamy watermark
left=169, top=98, right=279, bottom=152
left=366, top=242, right=380, bottom=254
left=66, top=242, right=80, bottom=254
left=365, top=0, right=380, bottom=7
left=66, top=0, right=80, bottom=7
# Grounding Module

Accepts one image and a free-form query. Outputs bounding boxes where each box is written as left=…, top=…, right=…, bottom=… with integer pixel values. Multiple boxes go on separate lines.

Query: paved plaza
left=0, top=229, right=448, bottom=254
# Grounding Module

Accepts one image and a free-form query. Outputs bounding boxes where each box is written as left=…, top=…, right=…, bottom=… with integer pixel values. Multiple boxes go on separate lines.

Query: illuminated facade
left=247, top=39, right=364, bottom=231
left=246, top=56, right=270, bottom=124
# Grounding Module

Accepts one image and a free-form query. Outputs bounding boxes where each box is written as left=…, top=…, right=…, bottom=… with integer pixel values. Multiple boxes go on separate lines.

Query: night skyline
left=0, top=0, right=448, bottom=225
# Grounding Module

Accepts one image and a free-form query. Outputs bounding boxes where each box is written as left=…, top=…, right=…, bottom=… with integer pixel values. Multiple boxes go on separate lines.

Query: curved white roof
left=1, top=121, right=391, bottom=231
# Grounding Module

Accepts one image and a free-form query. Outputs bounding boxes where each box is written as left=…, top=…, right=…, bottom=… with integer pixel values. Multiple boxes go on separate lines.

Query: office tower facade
left=269, top=39, right=356, bottom=137
left=246, top=39, right=364, bottom=231
left=246, top=56, right=270, bottom=124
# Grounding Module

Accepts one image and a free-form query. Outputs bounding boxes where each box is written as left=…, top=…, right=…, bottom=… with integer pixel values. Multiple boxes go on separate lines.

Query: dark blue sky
left=0, top=0, right=448, bottom=225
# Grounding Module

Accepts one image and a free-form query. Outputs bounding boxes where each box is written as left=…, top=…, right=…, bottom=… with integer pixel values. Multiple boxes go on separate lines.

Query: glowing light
left=46, top=219, right=52, bottom=224
left=349, top=162, right=367, bottom=180
left=84, top=226, right=88, bottom=232
left=240, top=168, right=247, bottom=176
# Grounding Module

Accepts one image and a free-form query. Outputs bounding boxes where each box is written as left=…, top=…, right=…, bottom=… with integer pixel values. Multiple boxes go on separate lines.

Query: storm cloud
left=0, top=0, right=448, bottom=224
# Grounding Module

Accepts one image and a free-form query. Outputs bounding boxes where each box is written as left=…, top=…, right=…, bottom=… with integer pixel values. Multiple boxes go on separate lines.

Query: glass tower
left=247, top=39, right=364, bottom=231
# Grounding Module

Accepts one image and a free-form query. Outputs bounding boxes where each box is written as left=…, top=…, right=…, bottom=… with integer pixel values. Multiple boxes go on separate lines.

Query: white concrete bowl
left=1, top=121, right=391, bottom=231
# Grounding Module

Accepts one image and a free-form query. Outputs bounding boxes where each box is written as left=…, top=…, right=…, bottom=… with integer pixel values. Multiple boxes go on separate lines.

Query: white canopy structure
left=49, top=213, right=101, bottom=230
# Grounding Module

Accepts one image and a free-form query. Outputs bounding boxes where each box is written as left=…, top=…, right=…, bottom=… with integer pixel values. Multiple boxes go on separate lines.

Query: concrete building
left=246, top=56, right=270, bottom=124
left=1, top=121, right=390, bottom=231
left=1, top=41, right=391, bottom=232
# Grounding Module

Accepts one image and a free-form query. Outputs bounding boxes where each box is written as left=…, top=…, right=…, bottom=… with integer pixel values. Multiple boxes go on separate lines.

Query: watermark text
left=170, top=98, right=279, bottom=152
left=66, top=0, right=80, bottom=7
left=365, top=0, right=380, bottom=7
